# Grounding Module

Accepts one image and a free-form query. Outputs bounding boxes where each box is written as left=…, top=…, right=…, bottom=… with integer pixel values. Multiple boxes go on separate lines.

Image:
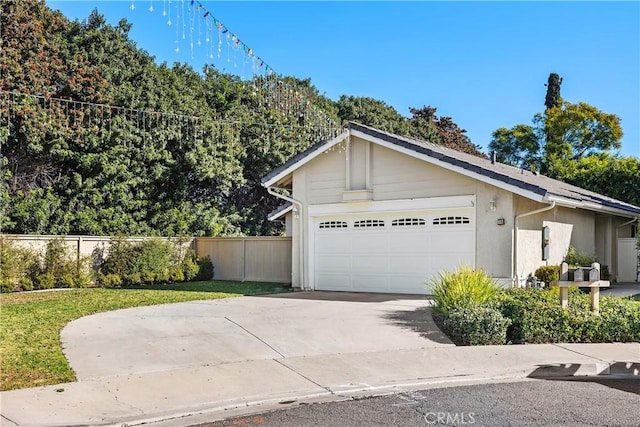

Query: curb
left=106, top=365, right=640, bottom=427
left=527, top=361, right=640, bottom=379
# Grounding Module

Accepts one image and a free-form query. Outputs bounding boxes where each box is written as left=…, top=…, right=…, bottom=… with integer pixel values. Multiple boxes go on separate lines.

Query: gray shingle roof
left=263, top=121, right=640, bottom=216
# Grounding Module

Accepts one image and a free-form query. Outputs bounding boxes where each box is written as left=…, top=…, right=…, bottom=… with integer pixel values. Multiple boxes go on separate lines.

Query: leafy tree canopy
left=1, top=1, right=486, bottom=236
left=488, top=74, right=634, bottom=206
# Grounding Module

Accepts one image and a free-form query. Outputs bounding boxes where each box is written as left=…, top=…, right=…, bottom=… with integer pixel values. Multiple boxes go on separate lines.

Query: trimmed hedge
left=490, top=289, right=640, bottom=343
left=430, top=267, right=640, bottom=346
left=443, top=305, right=510, bottom=346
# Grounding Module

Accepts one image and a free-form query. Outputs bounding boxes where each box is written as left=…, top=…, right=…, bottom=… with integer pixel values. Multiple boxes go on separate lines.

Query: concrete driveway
left=4, top=291, right=639, bottom=427
left=61, top=292, right=453, bottom=380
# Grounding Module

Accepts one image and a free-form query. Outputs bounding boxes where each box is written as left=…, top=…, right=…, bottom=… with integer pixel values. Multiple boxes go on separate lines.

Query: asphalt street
left=200, top=378, right=640, bottom=427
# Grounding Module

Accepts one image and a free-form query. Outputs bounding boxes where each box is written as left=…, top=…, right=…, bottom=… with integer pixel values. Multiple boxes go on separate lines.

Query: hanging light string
left=139, top=0, right=341, bottom=139
left=0, top=90, right=341, bottom=141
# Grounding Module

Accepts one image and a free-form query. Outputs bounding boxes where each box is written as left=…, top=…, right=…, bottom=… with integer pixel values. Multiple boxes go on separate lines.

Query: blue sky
left=48, top=1, right=639, bottom=157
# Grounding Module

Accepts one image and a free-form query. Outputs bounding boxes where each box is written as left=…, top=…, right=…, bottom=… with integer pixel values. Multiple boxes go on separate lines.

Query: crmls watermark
left=423, top=412, right=476, bottom=425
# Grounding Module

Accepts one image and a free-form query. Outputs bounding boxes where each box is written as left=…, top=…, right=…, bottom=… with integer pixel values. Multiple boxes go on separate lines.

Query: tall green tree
left=543, top=101, right=622, bottom=162
left=544, top=72, right=563, bottom=111
left=489, top=124, right=541, bottom=169
left=336, top=95, right=410, bottom=135
left=409, top=106, right=485, bottom=157
left=488, top=75, right=633, bottom=206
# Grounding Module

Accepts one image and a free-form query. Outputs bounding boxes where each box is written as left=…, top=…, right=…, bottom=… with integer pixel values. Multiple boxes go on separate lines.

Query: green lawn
left=0, top=281, right=286, bottom=391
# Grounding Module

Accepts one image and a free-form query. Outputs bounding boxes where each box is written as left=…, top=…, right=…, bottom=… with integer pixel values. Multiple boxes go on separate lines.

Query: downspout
left=267, top=187, right=306, bottom=290
left=512, top=201, right=556, bottom=287
left=615, top=216, right=638, bottom=282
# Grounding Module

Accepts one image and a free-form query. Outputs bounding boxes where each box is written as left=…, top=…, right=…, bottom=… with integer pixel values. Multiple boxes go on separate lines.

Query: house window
left=353, top=219, right=385, bottom=228
left=433, top=216, right=470, bottom=225
left=319, top=221, right=348, bottom=229
left=391, top=218, right=426, bottom=227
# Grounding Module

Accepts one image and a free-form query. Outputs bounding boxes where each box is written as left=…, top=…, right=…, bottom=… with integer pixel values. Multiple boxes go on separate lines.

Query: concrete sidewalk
left=601, top=282, right=640, bottom=298
left=1, top=294, right=639, bottom=427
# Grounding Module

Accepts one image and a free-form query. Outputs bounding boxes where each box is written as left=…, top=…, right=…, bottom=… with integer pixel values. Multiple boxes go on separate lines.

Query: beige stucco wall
left=285, top=135, right=633, bottom=289
left=514, top=196, right=596, bottom=281
left=289, top=137, right=517, bottom=287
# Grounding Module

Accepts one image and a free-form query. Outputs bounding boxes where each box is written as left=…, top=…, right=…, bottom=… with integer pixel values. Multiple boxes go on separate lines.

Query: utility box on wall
left=542, top=226, right=550, bottom=261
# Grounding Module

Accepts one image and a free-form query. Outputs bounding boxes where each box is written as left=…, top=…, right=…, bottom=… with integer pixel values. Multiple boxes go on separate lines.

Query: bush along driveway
left=430, top=268, right=640, bottom=346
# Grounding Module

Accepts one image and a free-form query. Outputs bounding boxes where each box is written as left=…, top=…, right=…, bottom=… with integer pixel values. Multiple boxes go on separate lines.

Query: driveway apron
left=61, top=292, right=453, bottom=380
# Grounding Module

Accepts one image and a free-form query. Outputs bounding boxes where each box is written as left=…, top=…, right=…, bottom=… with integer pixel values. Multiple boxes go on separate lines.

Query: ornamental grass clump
left=429, top=266, right=499, bottom=316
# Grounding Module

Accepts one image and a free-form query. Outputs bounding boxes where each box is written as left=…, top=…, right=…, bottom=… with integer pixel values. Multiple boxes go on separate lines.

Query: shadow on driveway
left=384, top=306, right=453, bottom=345
left=260, top=291, right=428, bottom=303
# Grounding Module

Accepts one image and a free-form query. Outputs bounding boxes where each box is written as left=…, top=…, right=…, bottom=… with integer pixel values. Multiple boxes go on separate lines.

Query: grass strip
left=0, top=281, right=285, bottom=391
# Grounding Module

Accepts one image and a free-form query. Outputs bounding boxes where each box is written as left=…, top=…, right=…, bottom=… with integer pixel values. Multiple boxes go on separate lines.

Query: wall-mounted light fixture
left=489, top=199, right=497, bottom=212
left=292, top=207, right=300, bottom=219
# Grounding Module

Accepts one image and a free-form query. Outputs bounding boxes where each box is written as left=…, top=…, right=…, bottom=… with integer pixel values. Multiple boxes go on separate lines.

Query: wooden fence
left=195, top=237, right=292, bottom=283
left=2, top=234, right=292, bottom=284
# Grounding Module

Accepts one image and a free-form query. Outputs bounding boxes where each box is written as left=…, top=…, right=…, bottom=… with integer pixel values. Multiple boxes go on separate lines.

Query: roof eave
left=545, top=194, right=640, bottom=218
left=267, top=204, right=293, bottom=221
left=348, top=128, right=549, bottom=204
left=262, top=130, right=350, bottom=188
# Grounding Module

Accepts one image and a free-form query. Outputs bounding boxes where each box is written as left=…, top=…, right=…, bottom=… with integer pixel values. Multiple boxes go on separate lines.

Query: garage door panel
left=392, top=276, right=429, bottom=293
left=388, top=234, right=429, bottom=252
left=314, top=206, right=475, bottom=294
left=315, top=255, right=350, bottom=272
left=351, top=255, right=388, bottom=272
left=316, top=274, right=351, bottom=291
left=430, top=232, right=473, bottom=252
left=351, top=235, right=388, bottom=253
left=429, top=253, right=475, bottom=273
left=316, top=235, right=350, bottom=252
left=351, top=275, right=388, bottom=291
left=389, top=255, right=429, bottom=272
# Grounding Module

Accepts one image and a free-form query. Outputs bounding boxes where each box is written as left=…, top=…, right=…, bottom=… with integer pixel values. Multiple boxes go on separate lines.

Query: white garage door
left=313, top=208, right=475, bottom=294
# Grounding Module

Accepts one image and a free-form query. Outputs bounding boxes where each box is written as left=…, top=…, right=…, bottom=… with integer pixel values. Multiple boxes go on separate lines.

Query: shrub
left=136, top=239, right=174, bottom=277
left=429, top=266, right=499, bottom=315
left=0, top=237, right=38, bottom=292
left=534, top=265, right=559, bottom=286
left=564, top=245, right=596, bottom=267
left=443, top=305, right=510, bottom=346
left=100, top=237, right=210, bottom=287
left=18, top=277, right=34, bottom=291
left=102, top=237, right=136, bottom=277
left=197, top=255, right=214, bottom=280
left=124, top=273, right=143, bottom=287
left=60, top=273, right=76, bottom=288
left=40, top=238, right=75, bottom=280
left=181, top=249, right=200, bottom=281
left=491, top=288, right=640, bottom=343
left=0, top=281, right=15, bottom=293
left=97, top=273, right=123, bottom=288
left=169, top=266, right=185, bottom=283
left=35, top=273, right=56, bottom=290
